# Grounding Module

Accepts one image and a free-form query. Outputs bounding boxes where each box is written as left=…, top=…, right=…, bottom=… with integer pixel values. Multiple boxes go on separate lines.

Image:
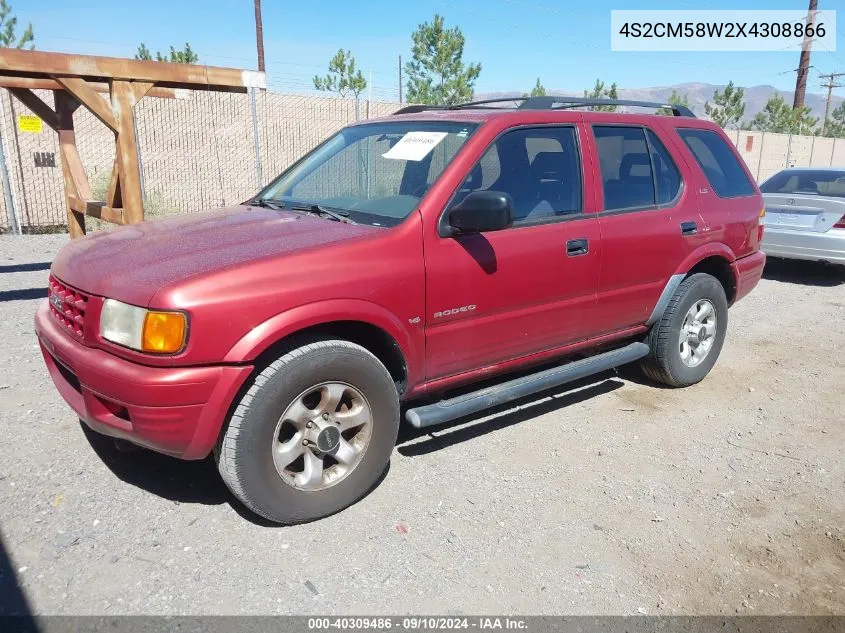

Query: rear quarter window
left=678, top=128, right=755, bottom=198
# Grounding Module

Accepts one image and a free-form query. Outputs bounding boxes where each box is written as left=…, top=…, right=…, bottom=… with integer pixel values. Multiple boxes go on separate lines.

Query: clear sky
left=12, top=0, right=845, bottom=101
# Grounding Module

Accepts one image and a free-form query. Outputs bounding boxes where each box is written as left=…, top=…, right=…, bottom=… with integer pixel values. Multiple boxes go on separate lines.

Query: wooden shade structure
left=0, top=49, right=265, bottom=237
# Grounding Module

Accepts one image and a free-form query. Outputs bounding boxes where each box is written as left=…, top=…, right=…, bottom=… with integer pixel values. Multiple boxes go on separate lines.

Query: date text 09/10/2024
left=307, top=617, right=528, bottom=631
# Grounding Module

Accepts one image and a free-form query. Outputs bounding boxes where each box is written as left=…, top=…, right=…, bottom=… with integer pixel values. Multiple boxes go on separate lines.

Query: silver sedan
left=760, top=168, right=845, bottom=265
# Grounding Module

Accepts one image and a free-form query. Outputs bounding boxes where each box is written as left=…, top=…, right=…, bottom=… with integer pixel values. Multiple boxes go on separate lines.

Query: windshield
left=256, top=121, right=478, bottom=226
left=760, top=170, right=845, bottom=198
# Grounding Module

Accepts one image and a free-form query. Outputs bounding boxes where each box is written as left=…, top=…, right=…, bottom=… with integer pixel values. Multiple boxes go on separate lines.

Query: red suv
left=36, top=97, right=766, bottom=524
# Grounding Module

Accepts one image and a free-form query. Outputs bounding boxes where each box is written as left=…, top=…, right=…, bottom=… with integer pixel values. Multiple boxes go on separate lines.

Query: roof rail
left=393, top=99, right=526, bottom=114
left=393, top=96, right=696, bottom=118
left=518, top=96, right=695, bottom=117
left=393, top=105, right=445, bottom=114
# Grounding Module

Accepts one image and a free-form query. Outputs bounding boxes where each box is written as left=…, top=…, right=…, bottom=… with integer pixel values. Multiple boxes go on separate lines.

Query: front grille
left=48, top=275, right=89, bottom=339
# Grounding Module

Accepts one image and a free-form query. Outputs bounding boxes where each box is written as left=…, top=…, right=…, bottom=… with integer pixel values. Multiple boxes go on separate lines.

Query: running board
left=405, top=342, right=650, bottom=429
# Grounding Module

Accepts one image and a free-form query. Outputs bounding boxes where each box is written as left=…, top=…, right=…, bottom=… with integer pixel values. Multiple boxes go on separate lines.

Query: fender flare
left=673, top=241, right=737, bottom=277
left=646, top=242, right=737, bottom=326
left=222, top=299, right=420, bottom=382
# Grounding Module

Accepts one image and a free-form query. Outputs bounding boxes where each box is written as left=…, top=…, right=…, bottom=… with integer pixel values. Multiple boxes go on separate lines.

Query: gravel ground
left=0, top=233, right=843, bottom=616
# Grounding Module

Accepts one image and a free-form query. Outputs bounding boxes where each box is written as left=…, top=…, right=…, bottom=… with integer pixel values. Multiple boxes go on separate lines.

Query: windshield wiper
left=251, top=198, right=285, bottom=210
left=251, top=198, right=357, bottom=224
left=285, top=202, right=357, bottom=224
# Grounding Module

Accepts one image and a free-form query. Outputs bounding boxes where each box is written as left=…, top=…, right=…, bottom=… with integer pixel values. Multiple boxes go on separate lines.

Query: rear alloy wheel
left=641, top=273, right=728, bottom=387
left=678, top=299, right=718, bottom=368
left=217, top=339, right=400, bottom=524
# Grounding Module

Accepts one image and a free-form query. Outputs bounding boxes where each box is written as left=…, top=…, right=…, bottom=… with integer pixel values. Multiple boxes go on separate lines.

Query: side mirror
left=446, top=191, right=514, bottom=236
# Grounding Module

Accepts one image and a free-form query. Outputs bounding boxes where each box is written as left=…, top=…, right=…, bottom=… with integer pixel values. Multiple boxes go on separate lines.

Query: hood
left=51, top=205, right=381, bottom=306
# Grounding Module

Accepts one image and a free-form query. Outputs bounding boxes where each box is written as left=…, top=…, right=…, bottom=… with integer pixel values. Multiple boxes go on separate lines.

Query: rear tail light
left=834, top=214, right=845, bottom=229
left=757, top=207, right=766, bottom=241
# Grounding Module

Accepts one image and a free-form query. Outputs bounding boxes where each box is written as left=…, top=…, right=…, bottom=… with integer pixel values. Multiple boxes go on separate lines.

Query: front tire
left=216, top=339, right=400, bottom=524
left=641, top=273, right=728, bottom=387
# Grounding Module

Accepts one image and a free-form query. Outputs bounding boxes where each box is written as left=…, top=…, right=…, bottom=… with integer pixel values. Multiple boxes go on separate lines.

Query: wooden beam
left=55, top=91, right=88, bottom=238
left=0, top=49, right=264, bottom=91
left=87, top=203, right=125, bottom=225
left=7, top=88, right=59, bottom=131
left=55, top=77, right=118, bottom=132
left=131, top=81, right=155, bottom=102
left=68, top=195, right=125, bottom=225
left=0, top=76, right=178, bottom=98
left=111, top=80, right=144, bottom=225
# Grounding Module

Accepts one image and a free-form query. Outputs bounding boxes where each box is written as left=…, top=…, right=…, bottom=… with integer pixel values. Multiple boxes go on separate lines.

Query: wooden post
left=105, top=161, right=121, bottom=209
left=55, top=92, right=88, bottom=238
left=111, top=80, right=144, bottom=225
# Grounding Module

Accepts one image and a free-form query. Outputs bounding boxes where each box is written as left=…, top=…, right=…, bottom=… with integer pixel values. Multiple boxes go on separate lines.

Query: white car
left=760, top=168, right=845, bottom=265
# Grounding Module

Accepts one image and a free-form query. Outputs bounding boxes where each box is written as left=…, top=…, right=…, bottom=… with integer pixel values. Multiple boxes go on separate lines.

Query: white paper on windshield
left=382, top=131, right=448, bottom=161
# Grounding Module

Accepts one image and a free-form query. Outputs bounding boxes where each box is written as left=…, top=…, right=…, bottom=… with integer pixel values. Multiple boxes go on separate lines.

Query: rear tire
left=641, top=273, right=728, bottom=387
left=216, top=339, right=400, bottom=524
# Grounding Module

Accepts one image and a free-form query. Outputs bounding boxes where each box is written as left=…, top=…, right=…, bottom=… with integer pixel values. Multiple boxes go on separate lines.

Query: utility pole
left=398, top=55, right=403, bottom=103
left=793, top=0, right=818, bottom=109
left=254, top=0, right=265, bottom=73
left=819, top=71, right=845, bottom=136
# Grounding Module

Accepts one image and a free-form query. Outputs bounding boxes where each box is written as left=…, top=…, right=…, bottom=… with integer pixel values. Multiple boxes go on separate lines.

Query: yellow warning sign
left=17, top=115, right=43, bottom=133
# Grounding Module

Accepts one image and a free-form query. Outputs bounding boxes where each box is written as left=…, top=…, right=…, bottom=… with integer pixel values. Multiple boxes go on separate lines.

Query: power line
left=814, top=39, right=845, bottom=70
left=814, top=8, right=845, bottom=40
left=33, top=34, right=401, bottom=80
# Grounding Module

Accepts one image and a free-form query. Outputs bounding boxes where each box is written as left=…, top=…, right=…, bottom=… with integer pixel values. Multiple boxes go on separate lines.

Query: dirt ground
left=0, top=234, right=842, bottom=616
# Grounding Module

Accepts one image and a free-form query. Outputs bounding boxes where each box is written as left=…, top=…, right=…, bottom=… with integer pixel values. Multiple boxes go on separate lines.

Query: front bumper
left=762, top=227, right=845, bottom=264
left=35, top=300, right=253, bottom=459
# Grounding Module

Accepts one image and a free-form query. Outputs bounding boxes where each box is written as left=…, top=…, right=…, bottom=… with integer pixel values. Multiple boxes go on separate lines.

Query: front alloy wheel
left=216, top=339, right=400, bottom=525
left=273, top=382, right=372, bottom=491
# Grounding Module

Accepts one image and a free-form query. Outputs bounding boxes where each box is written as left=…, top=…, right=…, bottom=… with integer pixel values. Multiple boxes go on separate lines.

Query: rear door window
left=677, top=128, right=755, bottom=198
left=593, top=126, right=655, bottom=211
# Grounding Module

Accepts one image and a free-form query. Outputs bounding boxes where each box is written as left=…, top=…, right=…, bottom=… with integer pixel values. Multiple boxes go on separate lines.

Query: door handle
left=566, top=238, right=589, bottom=256
left=680, top=221, right=698, bottom=236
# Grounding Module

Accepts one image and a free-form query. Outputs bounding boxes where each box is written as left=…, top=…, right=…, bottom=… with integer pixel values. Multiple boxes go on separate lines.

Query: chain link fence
left=0, top=88, right=401, bottom=233
left=3, top=88, right=845, bottom=234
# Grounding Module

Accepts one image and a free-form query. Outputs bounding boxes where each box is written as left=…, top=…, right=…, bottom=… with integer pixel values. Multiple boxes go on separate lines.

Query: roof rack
left=393, top=105, right=445, bottom=114
left=393, top=98, right=532, bottom=114
left=393, top=96, right=696, bottom=118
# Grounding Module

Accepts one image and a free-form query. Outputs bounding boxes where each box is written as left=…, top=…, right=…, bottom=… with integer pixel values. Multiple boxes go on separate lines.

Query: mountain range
left=479, top=82, right=844, bottom=124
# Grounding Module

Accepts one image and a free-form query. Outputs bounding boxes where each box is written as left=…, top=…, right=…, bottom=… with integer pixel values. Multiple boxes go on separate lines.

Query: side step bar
left=405, top=342, right=650, bottom=429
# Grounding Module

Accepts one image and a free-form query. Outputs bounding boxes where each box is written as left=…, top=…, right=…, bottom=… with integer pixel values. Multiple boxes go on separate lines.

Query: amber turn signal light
left=142, top=311, right=187, bottom=353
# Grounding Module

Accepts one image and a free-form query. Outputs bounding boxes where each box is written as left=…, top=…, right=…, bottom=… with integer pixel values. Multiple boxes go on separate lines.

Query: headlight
left=100, top=299, right=187, bottom=354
